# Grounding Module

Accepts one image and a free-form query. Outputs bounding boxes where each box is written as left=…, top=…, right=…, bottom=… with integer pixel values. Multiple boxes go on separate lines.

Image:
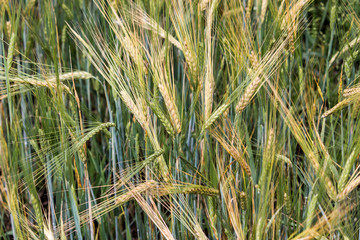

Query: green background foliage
left=1, top=0, right=360, bottom=239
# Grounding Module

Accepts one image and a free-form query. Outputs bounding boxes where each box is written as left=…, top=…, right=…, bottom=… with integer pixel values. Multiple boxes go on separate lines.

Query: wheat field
left=1, top=0, right=360, bottom=239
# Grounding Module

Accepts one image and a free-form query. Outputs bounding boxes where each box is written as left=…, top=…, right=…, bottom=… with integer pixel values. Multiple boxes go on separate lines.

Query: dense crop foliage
left=1, top=0, right=360, bottom=239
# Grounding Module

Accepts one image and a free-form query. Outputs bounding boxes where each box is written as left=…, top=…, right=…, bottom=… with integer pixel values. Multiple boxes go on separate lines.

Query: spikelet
left=307, top=151, right=337, bottom=199
left=158, top=83, right=181, bottom=133
left=266, top=128, right=274, bottom=152
left=61, top=25, right=68, bottom=46
left=29, top=190, right=44, bottom=230
left=6, top=21, right=11, bottom=38
left=204, top=0, right=217, bottom=120
left=286, top=7, right=297, bottom=54
left=284, top=193, right=291, bottom=216
left=276, top=154, right=292, bottom=166
left=142, top=149, right=165, bottom=166
left=353, top=100, right=360, bottom=117
left=280, top=0, right=308, bottom=30
left=249, top=51, right=259, bottom=67
left=330, top=37, right=360, bottom=66
left=204, top=70, right=215, bottom=120
left=10, top=78, right=71, bottom=93
left=7, top=31, right=16, bottom=72
left=120, top=90, right=147, bottom=129
left=240, top=192, right=247, bottom=210
left=10, top=77, right=71, bottom=93
left=329, top=5, right=336, bottom=33
left=122, top=35, right=139, bottom=64
left=288, top=30, right=295, bottom=54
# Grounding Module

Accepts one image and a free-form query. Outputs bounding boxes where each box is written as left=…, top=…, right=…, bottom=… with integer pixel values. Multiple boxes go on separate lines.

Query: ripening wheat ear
left=129, top=182, right=175, bottom=240
left=236, top=51, right=261, bottom=114
left=133, top=6, right=181, bottom=49
left=204, top=0, right=219, bottom=120
left=1, top=68, right=94, bottom=100
left=321, top=85, right=360, bottom=117
left=168, top=0, right=200, bottom=81
left=343, top=87, right=360, bottom=97
left=235, top=76, right=261, bottom=114
left=210, top=125, right=252, bottom=178
left=158, top=83, right=181, bottom=133
left=321, top=99, right=352, bottom=118
left=120, top=90, right=148, bottom=129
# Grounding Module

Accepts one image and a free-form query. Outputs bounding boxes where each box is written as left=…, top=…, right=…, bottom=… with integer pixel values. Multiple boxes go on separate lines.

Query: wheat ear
left=10, top=78, right=71, bottom=93
left=149, top=101, right=175, bottom=136
left=120, top=90, right=147, bottom=129
left=75, top=123, right=116, bottom=153
left=203, top=102, right=230, bottom=130
left=182, top=185, right=219, bottom=196
left=183, top=40, right=198, bottom=78
left=50, top=71, right=93, bottom=81
left=343, top=87, right=360, bottom=97
left=337, top=175, right=360, bottom=200
left=115, top=181, right=157, bottom=204
left=321, top=98, right=352, bottom=118
left=236, top=76, right=262, bottom=114
left=236, top=52, right=261, bottom=114
left=158, top=84, right=181, bottom=133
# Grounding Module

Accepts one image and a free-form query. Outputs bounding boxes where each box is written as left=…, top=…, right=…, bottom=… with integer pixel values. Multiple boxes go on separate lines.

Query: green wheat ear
left=75, top=122, right=116, bottom=155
